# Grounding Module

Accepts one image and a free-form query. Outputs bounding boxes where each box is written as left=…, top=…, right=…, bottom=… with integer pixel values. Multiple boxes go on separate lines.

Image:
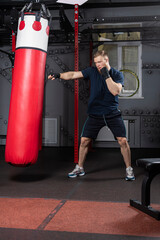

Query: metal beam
left=1, top=1, right=160, bottom=10
left=74, top=4, right=79, bottom=164
left=81, top=27, right=160, bottom=34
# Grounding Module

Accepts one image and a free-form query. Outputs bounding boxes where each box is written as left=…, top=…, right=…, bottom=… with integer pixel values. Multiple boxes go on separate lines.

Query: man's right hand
left=48, top=73, right=60, bottom=80
left=100, top=67, right=110, bottom=79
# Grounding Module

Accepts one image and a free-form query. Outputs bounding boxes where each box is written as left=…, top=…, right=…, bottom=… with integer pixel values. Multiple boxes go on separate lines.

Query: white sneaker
left=68, top=164, right=85, bottom=178
left=125, top=166, right=135, bottom=181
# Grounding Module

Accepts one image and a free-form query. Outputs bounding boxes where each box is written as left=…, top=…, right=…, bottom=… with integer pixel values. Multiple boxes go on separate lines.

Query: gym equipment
left=130, top=158, right=160, bottom=220
left=74, top=4, right=79, bottom=163
left=120, top=69, right=140, bottom=97
left=5, top=2, right=51, bottom=166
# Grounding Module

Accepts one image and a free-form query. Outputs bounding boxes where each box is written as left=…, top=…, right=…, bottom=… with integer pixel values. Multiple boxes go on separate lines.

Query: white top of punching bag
left=16, top=13, right=49, bottom=52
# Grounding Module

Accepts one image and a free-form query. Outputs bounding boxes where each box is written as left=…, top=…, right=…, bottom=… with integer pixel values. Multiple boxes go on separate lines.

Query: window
left=93, top=23, right=142, bottom=98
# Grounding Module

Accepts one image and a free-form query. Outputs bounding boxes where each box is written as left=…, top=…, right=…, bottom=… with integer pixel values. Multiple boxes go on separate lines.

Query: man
left=48, top=50, right=135, bottom=181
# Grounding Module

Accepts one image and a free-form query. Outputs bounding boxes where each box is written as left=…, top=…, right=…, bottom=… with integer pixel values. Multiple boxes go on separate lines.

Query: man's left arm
left=100, top=67, right=122, bottom=96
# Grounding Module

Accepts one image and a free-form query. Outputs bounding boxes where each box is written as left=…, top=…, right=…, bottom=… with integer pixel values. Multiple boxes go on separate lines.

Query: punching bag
left=5, top=5, right=50, bottom=166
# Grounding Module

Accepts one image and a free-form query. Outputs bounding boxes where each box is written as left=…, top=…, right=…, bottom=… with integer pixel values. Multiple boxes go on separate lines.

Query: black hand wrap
left=100, top=67, right=110, bottom=79
left=53, top=73, right=60, bottom=79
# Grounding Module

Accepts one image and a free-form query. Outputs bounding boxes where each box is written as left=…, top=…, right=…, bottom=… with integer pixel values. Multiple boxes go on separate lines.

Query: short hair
left=93, top=50, right=108, bottom=58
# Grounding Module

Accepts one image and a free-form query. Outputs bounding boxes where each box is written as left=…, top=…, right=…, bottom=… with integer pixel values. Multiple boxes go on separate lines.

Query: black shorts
left=81, top=112, right=126, bottom=140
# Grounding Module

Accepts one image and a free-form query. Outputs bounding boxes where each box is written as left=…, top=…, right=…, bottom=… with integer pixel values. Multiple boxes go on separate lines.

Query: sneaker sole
left=79, top=173, right=85, bottom=176
left=68, top=173, right=85, bottom=178
left=68, top=174, right=78, bottom=178
left=125, top=177, right=135, bottom=181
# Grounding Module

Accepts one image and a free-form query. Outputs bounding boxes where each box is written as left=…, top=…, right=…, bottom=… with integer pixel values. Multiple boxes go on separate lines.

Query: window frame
left=95, top=22, right=143, bottom=99
left=117, top=41, right=142, bottom=98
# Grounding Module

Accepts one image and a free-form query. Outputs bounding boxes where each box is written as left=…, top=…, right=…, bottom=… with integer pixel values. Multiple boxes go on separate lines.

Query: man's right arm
left=48, top=71, right=83, bottom=80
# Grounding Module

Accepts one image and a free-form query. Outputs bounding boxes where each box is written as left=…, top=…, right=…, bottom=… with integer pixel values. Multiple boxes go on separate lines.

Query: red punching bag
left=5, top=4, right=51, bottom=166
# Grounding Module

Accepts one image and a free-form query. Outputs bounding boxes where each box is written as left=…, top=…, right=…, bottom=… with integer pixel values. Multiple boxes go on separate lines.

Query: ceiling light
left=56, top=0, right=88, bottom=6
left=99, top=37, right=112, bottom=42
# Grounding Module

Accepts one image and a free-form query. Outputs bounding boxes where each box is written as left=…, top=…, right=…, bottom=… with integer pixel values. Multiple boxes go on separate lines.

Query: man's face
left=94, top=55, right=108, bottom=72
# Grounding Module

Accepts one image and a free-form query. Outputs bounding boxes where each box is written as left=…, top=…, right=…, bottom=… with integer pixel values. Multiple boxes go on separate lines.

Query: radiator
left=42, top=117, right=60, bottom=146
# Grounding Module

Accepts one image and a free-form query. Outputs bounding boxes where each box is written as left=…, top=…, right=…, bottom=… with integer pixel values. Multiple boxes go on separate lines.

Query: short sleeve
left=81, top=67, right=93, bottom=79
left=115, top=71, right=124, bottom=86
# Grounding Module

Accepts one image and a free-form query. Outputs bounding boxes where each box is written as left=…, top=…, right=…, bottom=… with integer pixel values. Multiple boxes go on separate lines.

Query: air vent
left=42, top=117, right=60, bottom=146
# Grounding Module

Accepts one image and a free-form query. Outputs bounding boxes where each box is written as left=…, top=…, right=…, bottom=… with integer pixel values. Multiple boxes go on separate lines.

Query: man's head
left=93, top=50, right=110, bottom=72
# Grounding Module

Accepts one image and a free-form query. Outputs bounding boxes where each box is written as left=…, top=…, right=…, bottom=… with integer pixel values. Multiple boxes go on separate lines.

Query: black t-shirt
left=81, top=67, right=124, bottom=116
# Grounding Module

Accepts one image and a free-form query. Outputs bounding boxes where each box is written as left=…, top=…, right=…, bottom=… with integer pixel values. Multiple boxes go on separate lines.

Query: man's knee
left=117, top=137, right=128, bottom=147
left=80, top=137, right=91, bottom=148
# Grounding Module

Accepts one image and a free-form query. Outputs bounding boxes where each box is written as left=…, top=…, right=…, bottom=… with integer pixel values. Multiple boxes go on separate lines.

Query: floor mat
left=0, top=198, right=159, bottom=237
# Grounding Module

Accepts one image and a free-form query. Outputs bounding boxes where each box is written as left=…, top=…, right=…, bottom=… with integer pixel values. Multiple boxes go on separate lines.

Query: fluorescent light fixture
left=57, top=0, right=88, bottom=5
left=114, top=32, right=124, bottom=35
left=99, top=37, right=112, bottom=42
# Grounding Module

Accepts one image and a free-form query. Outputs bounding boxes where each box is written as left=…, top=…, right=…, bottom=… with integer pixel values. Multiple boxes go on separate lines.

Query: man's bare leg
left=117, top=137, right=131, bottom=167
left=117, top=137, right=135, bottom=180
left=78, top=137, right=91, bottom=168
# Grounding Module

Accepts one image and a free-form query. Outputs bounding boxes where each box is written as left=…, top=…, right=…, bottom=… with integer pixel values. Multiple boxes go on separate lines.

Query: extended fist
left=48, top=73, right=60, bottom=80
